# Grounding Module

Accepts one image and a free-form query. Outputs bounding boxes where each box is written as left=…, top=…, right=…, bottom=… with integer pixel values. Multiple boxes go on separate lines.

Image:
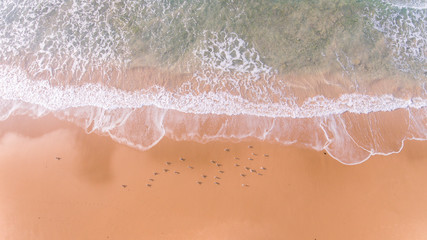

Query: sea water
left=0, top=0, right=425, bottom=164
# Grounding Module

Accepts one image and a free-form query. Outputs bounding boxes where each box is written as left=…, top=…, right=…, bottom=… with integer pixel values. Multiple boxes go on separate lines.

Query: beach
left=0, top=1, right=426, bottom=239
left=1, top=115, right=426, bottom=240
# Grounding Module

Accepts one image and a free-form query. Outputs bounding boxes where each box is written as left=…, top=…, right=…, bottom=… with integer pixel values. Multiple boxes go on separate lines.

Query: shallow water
left=0, top=0, right=425, bottom=163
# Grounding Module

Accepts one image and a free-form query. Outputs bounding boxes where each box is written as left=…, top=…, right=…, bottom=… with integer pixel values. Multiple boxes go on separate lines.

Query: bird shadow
left=73, top=130, right=116, bottom=185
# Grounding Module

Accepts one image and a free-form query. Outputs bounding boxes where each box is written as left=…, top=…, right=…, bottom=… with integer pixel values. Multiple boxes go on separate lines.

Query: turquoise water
left=0, top=0, right=425, bottom=164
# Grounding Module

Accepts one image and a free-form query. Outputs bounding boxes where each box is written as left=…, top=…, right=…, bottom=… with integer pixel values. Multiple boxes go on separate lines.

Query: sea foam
left=1, top=65, right=426, bottom=118
left=382, top=0, right=427, bottom=9
left=371, top=1, right=426, bottom=74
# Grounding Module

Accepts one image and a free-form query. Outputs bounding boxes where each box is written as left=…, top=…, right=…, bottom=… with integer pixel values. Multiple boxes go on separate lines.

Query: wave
left=1, top=64, right=426, bottom=118
left=2, top=97, right=426, bottom=165
left=0, top=64, right=426, bottom=164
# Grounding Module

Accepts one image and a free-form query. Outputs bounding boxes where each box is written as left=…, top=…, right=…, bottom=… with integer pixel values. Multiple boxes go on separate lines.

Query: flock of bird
left=138, top=145, right=270, bottom=189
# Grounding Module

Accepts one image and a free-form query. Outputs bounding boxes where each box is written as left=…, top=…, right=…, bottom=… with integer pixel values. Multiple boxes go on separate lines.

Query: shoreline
left=1, top=115, right=427, bottom=239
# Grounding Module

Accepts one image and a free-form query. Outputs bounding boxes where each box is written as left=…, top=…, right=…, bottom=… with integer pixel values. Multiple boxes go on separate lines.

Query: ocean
left=0, top=0, right=425, bottom=164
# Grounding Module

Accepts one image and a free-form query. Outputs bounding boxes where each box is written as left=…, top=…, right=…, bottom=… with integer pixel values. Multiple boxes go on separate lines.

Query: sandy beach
left=0, top=115, right=426, bottom=240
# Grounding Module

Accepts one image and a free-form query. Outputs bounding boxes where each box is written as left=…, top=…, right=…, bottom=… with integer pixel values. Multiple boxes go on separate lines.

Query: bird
left=202, top=175, right=207, bottom=178
left=149, top=179, right=154, bottom=181
left=166, top=161, right=171, bottom=165
left=234, top=157, right=240, bottom=160
left=214, top=176, right=221, bottom=179
left=234, top=164, right=240, bottom=167
left=224, top=148, right=230, bottom=152
left=197, top=181, right=202, bottom=185
left=122, top=185, right=127, bottom=188
left=214, top=182, right=220, bottom=185
left=188, top=166, right=194, bottom=169
left=252, top=153, right=257, bottom=156
left=248, top=158, right=253, bottom=161
left=55, top=157, right=61, bottom=160
left=240, top=174, right=246, bottom=177
left=219, top=170, right=224, bottom=174
left=146, top=184, right=152, bottom=187
left=174, top=171, right=180, bottom=174
left=250, top=169, right=257, bottom=173
left=258, top=173, right=263, bottom=176
left=216, top=163, right=222, bottom=167
left=248, top=145, right=253, bottom=149
left=264, top=154, right=269, bottom=157
left=153, top=172, right=159, bottom=176
left=180, top=157, right=186, bottom=161
left=242, top=184, right=249, bottom=187
left=260, top=166, right=267, bottom=170
left=163, top=169, right=169, bottom=172
left=210, top=160, right=217, bottom=164
left=245, top=167, right=250, bottom=170
left=323, top=152, right=327, bottom=155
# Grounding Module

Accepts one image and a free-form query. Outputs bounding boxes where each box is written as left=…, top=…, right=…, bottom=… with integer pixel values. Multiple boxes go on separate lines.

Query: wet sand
left=0, top=115, right=427, bottom=240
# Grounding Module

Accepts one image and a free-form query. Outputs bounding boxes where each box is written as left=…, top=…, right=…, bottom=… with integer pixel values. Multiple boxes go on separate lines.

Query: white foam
left=1, top=64, right=426, bottom=119
left=0, top=0, right=144, bottom=81
left=381, top=0, right=427, bottom=9
left=369, top=1, right=426, bottom=73
left=194, top=31, right=274, bottom=82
